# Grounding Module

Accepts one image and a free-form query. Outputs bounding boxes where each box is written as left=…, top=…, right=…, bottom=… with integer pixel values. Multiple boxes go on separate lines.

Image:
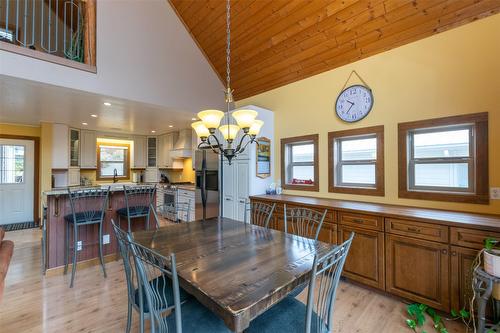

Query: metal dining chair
left=284, top=204, right=327, bottom=241
left=41, top=202, right=47, bottom=275
left=174, top=233, right=355, bottom=333
left=244, top=201, right=276, bottom=229
left=284, top=204, right=327, bottom=297
left=64, top=187, right=109, bottom=288
left=111, top=220, right=190, bottom=333
left=117, top=185, right=156, bottom=233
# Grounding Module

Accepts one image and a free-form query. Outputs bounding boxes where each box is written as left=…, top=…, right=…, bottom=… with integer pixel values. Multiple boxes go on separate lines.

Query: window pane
left=291, top=166, right=314, bottom=183
left=341, top=164, right=375, bottom=185
left=414, top=163, right=469, bottom=188
left=101, top=162, right=125, bottom=176
left=0, top=145, right=25, bottom=184
left=341, top=137, right=376, bottom=161
left=413, top=129, right=470, bottom=158
left=100, top=147, right=125, bottom=162
left=291, top=144, right=314, bottom=162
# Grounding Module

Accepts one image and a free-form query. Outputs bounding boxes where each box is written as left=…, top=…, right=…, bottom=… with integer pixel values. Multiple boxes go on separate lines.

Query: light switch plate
left=103, top=234, right=110, bottom=244
left=76, top=241, right=82, bottom=251
left=491, top=188, right=500, bottom=200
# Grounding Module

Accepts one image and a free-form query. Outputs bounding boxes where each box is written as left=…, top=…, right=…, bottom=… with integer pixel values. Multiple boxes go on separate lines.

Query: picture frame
left=256, top=137, right=271, bottom=179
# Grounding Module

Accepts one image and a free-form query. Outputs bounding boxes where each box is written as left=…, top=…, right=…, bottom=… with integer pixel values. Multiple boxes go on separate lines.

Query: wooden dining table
left=132, top=217, right=335, bottom=332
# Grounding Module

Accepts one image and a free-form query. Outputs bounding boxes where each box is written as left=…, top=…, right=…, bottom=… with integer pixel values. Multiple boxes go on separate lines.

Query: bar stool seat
left=117, top=206, right=150, bottom=218
left=64, top=211, right=103, bottom=225
left=118, top=185, right=157, bottom=233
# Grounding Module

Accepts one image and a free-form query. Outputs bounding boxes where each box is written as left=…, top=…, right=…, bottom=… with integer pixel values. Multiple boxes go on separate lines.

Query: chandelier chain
left=226, top=0, right=231, bottom=90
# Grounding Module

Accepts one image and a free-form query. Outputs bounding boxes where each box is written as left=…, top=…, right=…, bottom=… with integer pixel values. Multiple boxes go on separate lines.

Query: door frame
left=0, top=134, right=40, bottom=224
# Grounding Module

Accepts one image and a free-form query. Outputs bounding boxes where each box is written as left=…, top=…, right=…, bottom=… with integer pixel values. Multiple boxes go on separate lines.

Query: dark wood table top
left=133, top=217, right=334, bottom=332
left=251, top=194, right=500, bottom=231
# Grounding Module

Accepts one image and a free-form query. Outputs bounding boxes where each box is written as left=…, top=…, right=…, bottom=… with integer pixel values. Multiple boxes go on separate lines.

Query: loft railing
left=0, top=0, right=96, bottom=69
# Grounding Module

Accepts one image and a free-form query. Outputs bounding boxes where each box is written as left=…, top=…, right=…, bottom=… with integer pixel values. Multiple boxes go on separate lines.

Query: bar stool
left=117, top=185, right=156, bottom=233
left=64, top=187, right=110, bottom=288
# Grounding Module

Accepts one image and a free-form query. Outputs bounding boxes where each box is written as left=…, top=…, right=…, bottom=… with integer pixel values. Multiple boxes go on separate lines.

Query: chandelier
left=191, top=0, right=263, bottom=165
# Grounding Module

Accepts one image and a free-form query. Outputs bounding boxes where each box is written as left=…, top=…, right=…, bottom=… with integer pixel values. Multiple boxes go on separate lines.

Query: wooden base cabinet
left=339, top=225, right=385, bottom=290
left=386, top=234, right=450, bottom=311
left=450, top=246, right=478, bottom=312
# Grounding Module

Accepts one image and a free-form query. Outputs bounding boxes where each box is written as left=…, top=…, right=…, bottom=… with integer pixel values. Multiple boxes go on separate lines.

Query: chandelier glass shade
left=191, top=0, right=263, bottom=164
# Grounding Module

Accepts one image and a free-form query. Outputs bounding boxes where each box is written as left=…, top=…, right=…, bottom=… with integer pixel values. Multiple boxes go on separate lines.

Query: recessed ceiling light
left=191, top=118, right=197, bottom=121
left=151, top=130, right=156, bottom=133
left=169, top=125, right=174, bottom=128
left=82, top=122, right=88, bottom=126
left=103, top=102, right=111, bottom=106
left=91, top=114, right=98, bottom=118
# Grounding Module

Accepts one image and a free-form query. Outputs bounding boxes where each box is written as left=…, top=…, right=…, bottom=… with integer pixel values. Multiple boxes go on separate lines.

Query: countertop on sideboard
left=250, top=194, right=500, bottom=231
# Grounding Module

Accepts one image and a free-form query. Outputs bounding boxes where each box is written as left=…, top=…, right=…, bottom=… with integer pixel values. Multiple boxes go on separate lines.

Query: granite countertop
left=44, top=182, right=158, bottom=196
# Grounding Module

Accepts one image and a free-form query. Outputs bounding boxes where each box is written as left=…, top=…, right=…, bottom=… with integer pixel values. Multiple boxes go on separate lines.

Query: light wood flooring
left=0, top=228, right=466, bottom=333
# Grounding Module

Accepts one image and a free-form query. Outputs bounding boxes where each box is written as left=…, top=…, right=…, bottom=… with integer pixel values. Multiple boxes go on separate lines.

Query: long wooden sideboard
left=250, top=194, right=500, bottom=312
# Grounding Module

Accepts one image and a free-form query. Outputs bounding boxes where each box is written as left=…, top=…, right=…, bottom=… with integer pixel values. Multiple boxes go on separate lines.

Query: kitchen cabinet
left=52, top=123, right=69, bottom=169
left=69, top=128, right=80, bottom=168
left=144, top=168, right=158, bottom=183
left=191, top=129, right=200, bottom=170
left=222, top=160, right=235, bottom=219
left=222, top=160, right=249, bottom=221
left=133, top=136, right=147, bottom=168
left=318, top=222, right=337, bottom=244
left=158, top=132, right=178, bottom=168
left=450, top=246, right=477, bottom=312
left=385, top=234, right=450, bottom=311
left=147, top=137, right=157, bottom=167
left=339, top=224, right=385, bottom=290
left=68, top=168, right=80, bottom=186
left=80, top=130, right=97, bottom=169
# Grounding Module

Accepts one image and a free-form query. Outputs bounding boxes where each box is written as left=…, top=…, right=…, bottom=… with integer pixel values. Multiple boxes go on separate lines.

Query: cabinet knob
left=441, top=249, right=448, bottom=255
left=225, top=198, right=231, bottom=201
left=451, top=251, right=457, bottom=256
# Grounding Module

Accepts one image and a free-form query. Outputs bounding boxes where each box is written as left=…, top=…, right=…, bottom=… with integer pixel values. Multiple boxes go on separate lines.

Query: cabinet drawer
left=339, top=212, right=383, bottom=231
left=450, top=227, right=500, bottom=250
left=385, top=218, right=449, bottom=243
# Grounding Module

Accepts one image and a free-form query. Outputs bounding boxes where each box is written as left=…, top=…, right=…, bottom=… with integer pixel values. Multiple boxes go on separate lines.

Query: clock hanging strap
left=340, top=70, right=372, bottom=91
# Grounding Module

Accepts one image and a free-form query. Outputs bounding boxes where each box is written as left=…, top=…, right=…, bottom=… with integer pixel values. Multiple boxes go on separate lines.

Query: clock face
left=335, top=85, right=374, bottom=122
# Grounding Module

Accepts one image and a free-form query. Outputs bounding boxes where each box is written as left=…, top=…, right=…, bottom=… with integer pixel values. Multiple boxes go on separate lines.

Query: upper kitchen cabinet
left=69, top=128, right=80, bottom=168
left=147, top=137, right=157, bottom=167
left=158, top=132, right=179, bottom=168
left=133, top=136, right=147, bottom=169
left=52, top=124, right=70, bottom=169
left=80, top=130, right=97, bottom=169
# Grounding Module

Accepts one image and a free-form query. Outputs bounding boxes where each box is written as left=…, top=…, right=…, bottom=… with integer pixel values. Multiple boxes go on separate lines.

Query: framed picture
left=256, top=137, right=271, bottom=179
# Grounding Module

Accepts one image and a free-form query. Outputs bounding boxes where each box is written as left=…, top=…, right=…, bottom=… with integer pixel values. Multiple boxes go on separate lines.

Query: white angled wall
left=0, top=0, right=225, bottom=112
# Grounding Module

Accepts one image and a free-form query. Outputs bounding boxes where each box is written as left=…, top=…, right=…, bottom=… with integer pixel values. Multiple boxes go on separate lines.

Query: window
left=281, top=134, right=319, bottom=191
left=399, top=113, right=488, bottom=204
left=0, top=145, right=25, bottom=184
left=328, top=126, right=384, bottom=196
left=97, top=143, right=130, bottom=180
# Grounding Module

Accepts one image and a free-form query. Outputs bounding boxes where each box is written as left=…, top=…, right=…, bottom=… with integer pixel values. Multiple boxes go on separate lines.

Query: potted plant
left=483, top=238, right=500, bottom=300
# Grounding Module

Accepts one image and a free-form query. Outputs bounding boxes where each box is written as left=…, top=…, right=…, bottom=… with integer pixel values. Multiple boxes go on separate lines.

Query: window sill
left=0, top=41, right=97, bottom=73
left=329, top=185, right=384, bottom=197
left=283, top=183, right=319, bottom=192
left=399, top=189, right=489, bottom=205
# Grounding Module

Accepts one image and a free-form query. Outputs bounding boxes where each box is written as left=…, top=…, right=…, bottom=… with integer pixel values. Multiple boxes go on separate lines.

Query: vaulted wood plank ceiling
left=169, top=0, right=500, bottom=101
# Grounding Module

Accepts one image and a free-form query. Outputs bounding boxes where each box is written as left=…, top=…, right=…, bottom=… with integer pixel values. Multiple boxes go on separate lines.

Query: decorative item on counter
left=276, top=183, right=282, bottom=195
left=266, top=183, right=277, bottom=195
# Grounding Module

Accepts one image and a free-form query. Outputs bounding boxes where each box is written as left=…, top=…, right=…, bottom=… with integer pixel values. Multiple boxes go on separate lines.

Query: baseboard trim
left=46, top=253, right=118, bottom=277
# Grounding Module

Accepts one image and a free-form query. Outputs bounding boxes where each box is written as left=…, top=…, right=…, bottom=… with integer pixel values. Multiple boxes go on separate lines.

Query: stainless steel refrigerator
left=195, top=150, right=220, bottom=220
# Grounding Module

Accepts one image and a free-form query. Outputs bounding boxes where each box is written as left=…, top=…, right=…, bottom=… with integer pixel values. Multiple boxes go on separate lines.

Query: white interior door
left=0, top=139, right=34, bottom=224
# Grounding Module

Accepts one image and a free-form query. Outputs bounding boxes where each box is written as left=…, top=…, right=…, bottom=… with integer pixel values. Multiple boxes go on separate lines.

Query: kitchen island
left=43, top=185, right=155, bottom=273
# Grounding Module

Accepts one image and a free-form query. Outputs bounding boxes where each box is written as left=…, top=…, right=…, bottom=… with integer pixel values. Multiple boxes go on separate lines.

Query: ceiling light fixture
left=191, top=118, right=197, bottom=121
left=91, top=114, right=98, bottom=118
left=103, top=102, right=111, bottom=106
left=169, top=125, right=174, bottom=128
left=151, top=130, right=156, bottom=133
left=82, top=122, right=88, bottom=126
left=191, top=0, right=262, bottom=165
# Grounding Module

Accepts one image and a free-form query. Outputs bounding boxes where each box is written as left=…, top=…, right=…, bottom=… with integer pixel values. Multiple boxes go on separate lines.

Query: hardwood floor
left=0, top=228, right=466, bottom=333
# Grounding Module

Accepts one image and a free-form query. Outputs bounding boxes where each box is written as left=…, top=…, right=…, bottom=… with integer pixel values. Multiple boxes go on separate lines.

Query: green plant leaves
left=406, top=319, right=417, bottom=330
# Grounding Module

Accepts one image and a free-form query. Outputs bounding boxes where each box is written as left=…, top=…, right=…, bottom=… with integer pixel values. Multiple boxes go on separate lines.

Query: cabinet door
left=235, top=161, right=249, bottom=222
left=222, top=162, right=235, bottom=219
left=318, top=223, right=337, bottom=244
left=451, top=246, right=478, bottom=312
left=80, top=130, right=96, bottom=168
left=52, top=124, right=69, bottom=169
left=147, top=137, right=157, bottom=167
left=339, top=225, right=385, bottom=290
left=133, top=136, right=147, bottom=168
left=386, top=234, right=450, bottom=311
left=69, top=128, right=80, bottom=167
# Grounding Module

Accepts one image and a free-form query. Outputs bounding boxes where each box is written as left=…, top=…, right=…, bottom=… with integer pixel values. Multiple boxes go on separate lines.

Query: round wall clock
left=335, top=84, right=374, bottom=123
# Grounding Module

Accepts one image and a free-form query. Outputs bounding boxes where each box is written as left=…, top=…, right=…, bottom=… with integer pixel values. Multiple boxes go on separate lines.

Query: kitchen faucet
left=113, top=168, right=118, bottom=183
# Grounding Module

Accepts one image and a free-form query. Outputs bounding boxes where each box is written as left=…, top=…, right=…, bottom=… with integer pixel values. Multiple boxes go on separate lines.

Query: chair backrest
left=305, top=233, right=354, bottom=333
left=284, top=204, right=327, bottom=241
left=128, top=238, right=182, bottom=333
left=111, top=220, right=139, bottom=308
left=68, top=187, right=110, bottom=222
left=246, top=202, right=276, bottom=229
left=123, top=185, right=156, bottom=215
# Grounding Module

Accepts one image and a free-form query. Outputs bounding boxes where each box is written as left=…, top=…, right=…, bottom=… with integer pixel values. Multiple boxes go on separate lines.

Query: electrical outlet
left=491, top=188, right=500, bottom=200
left=103, top=234, right=110, bottom=244
left=76, top=241, right=82, bottom=251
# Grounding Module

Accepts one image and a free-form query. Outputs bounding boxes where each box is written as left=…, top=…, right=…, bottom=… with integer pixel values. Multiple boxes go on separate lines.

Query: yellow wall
left=0, top=123, right=41, bottom=137
left=237, top=14, right=500, bottom=215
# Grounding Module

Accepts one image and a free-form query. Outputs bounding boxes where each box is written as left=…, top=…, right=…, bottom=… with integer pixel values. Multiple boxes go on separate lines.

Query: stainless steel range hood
left=170, top=129, right=193, bottom=159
